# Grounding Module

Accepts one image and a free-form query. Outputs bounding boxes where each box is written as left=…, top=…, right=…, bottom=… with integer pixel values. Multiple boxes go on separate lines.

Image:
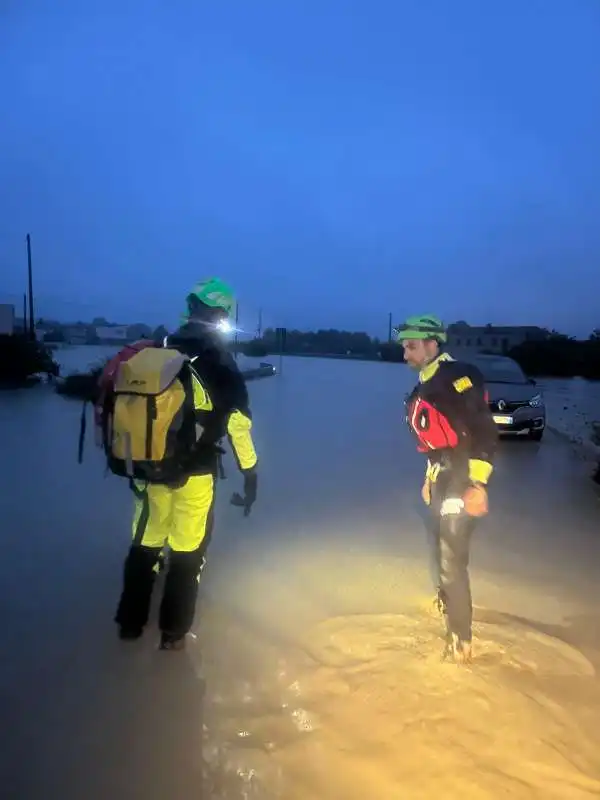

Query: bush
left=509, top=338, right=600, bottom=380
left=0, top=334, right=59, bottom=386
left=56, top=362, right=105, bottom=402
left=241, top=340, right=270, bottom=358
left=379, top=342, right=404, bottom=362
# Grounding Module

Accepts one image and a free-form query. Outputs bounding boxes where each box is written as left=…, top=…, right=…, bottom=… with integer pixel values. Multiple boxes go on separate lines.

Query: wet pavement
left=1, top=356, right=600, bottom=798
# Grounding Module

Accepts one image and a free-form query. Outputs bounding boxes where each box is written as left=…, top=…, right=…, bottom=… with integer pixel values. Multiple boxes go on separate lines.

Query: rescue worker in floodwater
left=395, top=315, right=497, bottom=664
left=113, top=278, right=258, bottom=650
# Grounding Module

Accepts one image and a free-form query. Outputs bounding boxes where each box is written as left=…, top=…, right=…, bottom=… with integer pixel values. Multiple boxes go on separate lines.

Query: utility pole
left=276, top=326, right=286, bottom=375
left=387, top=311, right=393, bottom=343
left=22, top=293, right=27, bottom=334
left=26, top=233, right=35, bottom=341
left=256, top=308, right=263, bottom=339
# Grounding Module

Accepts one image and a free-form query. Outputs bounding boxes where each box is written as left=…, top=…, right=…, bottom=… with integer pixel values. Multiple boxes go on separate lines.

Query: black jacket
left=166, top=323, right=257, bottom=475
left=405, top=352, right=497, bottom=492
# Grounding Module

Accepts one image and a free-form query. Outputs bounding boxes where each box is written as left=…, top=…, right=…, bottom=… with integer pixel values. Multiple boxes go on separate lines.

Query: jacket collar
left=419, top=351, right=454, bottom=383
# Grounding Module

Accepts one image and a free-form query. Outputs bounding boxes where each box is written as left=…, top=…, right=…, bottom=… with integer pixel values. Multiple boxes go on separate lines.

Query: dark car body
left=462, top=353, right=546, bottom=440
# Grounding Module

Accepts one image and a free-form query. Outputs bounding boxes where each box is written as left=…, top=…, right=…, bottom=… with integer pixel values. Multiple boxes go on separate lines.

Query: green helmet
left=394, top=314, right=447, bottom=344
left=184, top=277, right=236, bottom=321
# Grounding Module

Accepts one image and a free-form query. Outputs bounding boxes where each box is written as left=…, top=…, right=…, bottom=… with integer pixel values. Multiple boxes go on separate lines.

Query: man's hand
left=230, top=468, right=258, bottom=517
left=421, top=477, right=432, bottom=506
left=463, top=484, right=488, bottom=517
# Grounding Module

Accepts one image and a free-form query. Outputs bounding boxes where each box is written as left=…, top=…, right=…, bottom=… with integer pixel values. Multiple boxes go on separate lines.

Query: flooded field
left=1, top=352, right=600, bottom=798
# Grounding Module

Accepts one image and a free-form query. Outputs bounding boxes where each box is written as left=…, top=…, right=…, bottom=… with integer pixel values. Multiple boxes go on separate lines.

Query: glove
left=421, top=477, right=432, bottom=506
left=230, top=468, right=258, bottom=517
left=463, top=484, right=488, bottom=517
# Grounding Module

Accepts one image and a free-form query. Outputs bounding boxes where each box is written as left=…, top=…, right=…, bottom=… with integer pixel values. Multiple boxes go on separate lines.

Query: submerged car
left=469, top=354, right=546, bottom=441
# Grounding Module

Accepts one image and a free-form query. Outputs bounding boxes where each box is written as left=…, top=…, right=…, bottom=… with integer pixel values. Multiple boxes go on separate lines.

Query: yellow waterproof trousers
left=115, top=474, right=215, bottom=640
left=132, top=474, right=215, bottom=551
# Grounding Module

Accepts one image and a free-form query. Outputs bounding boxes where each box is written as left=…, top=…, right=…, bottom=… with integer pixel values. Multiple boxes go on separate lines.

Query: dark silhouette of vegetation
left=0, top=334, right=60, bottom=387
left=236, top=328, right=404, bottom=362
left=509, top=329, right=600, bottom=380
left=55, top=362, right=105, bottom=401
left=262, top=327, right=378, bottom=356
left=238, top=339, right=270, bottom=358
left=379, top=341, right=405, bottom=362
left=235, top=324, right=600, bottom=378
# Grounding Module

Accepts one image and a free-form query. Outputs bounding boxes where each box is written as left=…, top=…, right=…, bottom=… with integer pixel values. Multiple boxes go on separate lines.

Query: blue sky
left=1, top=0, right=599, bottom=337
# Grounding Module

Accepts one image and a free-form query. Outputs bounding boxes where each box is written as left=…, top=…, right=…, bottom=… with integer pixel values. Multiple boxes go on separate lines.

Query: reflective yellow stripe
left=227, top=410, right=258, bottom=470
left=189, top=362, right=213, bottom=411
left=425, top=460, right=441, bottom=483
left=468, top=459, right=493, bottom=484
left=452, top=376, right=473, bottom=393
left=419, top=352, right=454, bottom=383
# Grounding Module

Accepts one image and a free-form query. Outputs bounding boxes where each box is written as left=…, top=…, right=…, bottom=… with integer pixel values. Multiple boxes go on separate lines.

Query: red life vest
left=406, top=393, right=459, bottom=453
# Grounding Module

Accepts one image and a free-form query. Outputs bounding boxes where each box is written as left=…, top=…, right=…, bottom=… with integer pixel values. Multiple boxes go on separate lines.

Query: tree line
left=39, top=317, right=600, bottom=379
left=238, top=327, right=402, bottom=361
left=238, top=326, right=600, bottom=378
left=509, top=329, right=600, bottom=380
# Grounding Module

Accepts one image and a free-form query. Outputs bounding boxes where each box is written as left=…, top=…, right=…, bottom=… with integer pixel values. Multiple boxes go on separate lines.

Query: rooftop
left=448, top=323, right=546, bottom=334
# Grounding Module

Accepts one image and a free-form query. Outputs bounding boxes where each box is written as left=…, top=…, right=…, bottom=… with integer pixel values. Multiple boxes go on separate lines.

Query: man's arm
left=227, top=408, right=258, bottom=472
left=211, top=348, right=258, bottom=473
left=438, top=363, right=498, bottom=486
left=215, top=350, right=258, bottom=516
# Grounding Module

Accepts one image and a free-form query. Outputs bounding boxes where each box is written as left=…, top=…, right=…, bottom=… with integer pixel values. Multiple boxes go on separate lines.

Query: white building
left=447, top=324, right=547, bottom=355
left=95, top=325, right=129, bottom=341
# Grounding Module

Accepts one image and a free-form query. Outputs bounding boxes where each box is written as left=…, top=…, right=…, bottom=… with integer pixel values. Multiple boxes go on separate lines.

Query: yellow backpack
left=103, top=347, right=198, bottom=483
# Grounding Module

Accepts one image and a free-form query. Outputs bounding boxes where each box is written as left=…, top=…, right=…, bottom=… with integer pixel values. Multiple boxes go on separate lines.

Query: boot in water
left=433, top=588, right=447, bottom=618
left=442, top=633, right=473, bottom=665
left=159, top=632, right=186, bottom=651
left=118, top=625, right=143, bottom=641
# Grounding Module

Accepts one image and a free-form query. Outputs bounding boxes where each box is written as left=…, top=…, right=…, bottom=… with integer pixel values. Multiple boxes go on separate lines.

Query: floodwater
left=51, top=343, right=258, bottom=374
left=1, top=351, right=600, bottom=799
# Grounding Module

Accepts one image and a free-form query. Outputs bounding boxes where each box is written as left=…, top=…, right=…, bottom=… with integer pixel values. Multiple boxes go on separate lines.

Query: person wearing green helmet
left=182, top=277, right=237, bottom=329
left=395, top=315, right=497, bottom=664
left=113, top=278, right=258, bottom=651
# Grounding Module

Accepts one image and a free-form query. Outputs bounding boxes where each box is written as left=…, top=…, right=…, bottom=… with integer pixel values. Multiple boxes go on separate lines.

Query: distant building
left=447, top=323, right=547, bottom=355
left=95, top=325, right=129, bottom=343
left=127, top=323, right=153, bottom=340
left=0, top=304, right=15, bottom=335
left=64, top=324, right=93, bottom=345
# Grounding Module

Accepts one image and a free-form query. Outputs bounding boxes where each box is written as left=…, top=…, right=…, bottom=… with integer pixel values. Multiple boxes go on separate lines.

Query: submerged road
left=1, top=357, right=599, bottom=798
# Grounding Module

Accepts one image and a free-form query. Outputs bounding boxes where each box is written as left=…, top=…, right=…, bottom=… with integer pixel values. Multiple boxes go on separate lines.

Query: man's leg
left=427, top=477, right=445, bottom=613
left=114, top=482, right=172, bottom=639
left=159, top=474, right=215, bottom=650
left=438, top=512, right=476, bottom=661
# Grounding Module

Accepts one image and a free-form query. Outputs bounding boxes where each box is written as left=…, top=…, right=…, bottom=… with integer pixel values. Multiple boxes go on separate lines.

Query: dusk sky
left=1, top=1, right=600, bottom=337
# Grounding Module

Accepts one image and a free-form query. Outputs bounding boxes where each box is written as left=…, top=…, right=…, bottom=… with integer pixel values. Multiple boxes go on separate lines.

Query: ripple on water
left=201, top=609, right=600, bottom=799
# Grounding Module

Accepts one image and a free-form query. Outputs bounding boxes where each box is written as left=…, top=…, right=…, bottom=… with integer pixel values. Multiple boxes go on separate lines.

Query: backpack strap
left=77, top=400, right=88, bottom=464
left=144, top=396, right=157, bottom=460
left=179, top=361, right=197, bottom=445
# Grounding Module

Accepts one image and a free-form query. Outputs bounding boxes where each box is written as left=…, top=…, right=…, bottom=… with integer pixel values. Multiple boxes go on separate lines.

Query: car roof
left=450, top=350, right=520, bottom=368
left=472, top=354, right=519, bottom=365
